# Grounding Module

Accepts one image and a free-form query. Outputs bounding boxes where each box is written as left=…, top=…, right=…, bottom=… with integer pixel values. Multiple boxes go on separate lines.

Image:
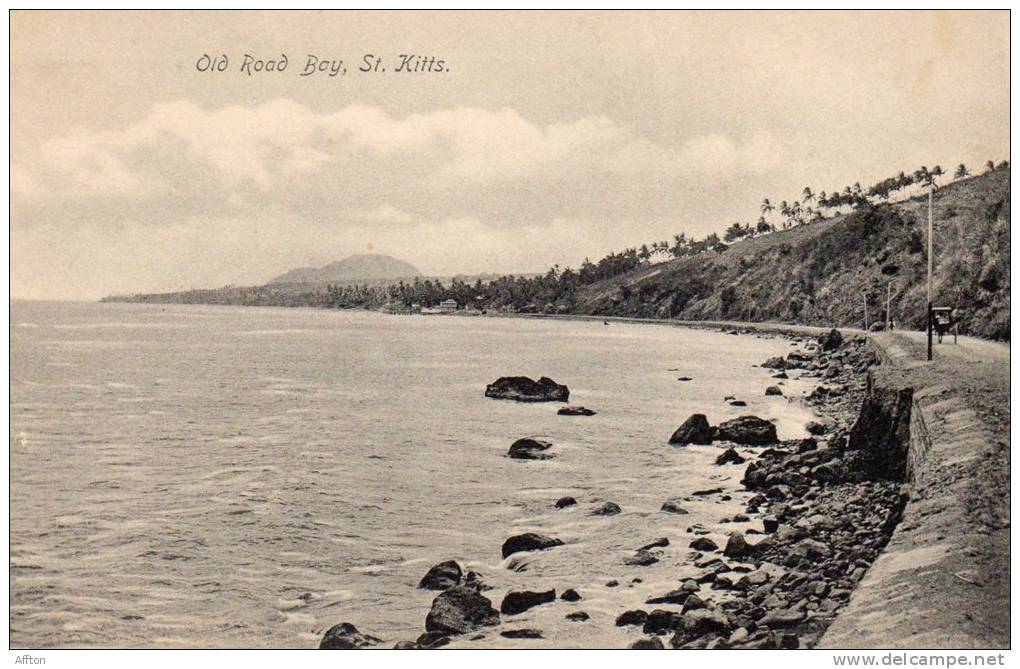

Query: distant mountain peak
left=269, top=254, right=422, bottom=285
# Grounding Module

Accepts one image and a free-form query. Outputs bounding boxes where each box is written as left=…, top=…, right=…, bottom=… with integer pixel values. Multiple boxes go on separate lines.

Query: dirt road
left=821, top=330, right=1009, bottom=649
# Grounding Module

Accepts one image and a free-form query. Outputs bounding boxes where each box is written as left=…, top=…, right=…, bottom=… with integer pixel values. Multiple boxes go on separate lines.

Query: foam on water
left=11, top=301, right=824, bottom=649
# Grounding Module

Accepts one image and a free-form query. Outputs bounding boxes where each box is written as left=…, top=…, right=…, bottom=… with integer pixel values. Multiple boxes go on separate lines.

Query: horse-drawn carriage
left=931, top=306, right=959, bottom=344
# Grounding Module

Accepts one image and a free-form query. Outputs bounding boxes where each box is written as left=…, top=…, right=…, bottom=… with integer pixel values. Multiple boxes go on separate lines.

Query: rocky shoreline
left=319, top=327, right=910, bottom=650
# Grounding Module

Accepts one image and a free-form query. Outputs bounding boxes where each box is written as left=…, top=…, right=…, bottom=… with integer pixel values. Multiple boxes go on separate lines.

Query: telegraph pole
left=927, top=182, right=934, bottom=360
left=886, top=283, right=892, bottom=330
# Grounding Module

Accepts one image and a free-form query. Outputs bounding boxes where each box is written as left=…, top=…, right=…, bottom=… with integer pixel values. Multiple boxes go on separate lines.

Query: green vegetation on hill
left=575, top=167, right=1010, bottom=339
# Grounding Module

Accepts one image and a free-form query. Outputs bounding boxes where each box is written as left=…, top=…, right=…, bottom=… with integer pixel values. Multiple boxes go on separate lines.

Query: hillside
left=269, top=254, right=422, bottom=285
left=573, top=168, right=1010, bottom=340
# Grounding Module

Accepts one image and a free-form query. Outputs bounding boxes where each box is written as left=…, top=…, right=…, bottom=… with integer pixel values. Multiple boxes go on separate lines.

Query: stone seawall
left=818, top=335, right=1009, bottom=649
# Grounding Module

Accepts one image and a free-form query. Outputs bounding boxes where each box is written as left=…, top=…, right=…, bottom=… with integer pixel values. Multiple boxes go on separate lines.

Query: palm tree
left=801, top=187, right=814, bottom=203
left=724, top=222, right=745, bottom=242
left=954, top=164, right=969, bottom=179
left=670, top=233, right=688, bottom=258
left=779, top=201, right=790, bottom=229
left=986, top=160, right=996, bottom=172
left=893, top=171, right=910, bottom=193
left=760, top=198, right=774, bottom=216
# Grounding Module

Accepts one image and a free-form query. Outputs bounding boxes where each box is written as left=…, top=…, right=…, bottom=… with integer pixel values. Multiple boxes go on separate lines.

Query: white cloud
left=10, top=164, right=41, bottom=197
left=678, top=130, right=783, bottom=177
left=17, top=99, right=784, bottom=200
left=11, top=99, right=788, bottom=299
left=38, top=129, right=153, bottom=196
left=355, top=205, right=414, bottom=226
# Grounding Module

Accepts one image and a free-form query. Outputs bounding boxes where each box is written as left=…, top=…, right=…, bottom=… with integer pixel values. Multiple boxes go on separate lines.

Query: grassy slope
left=574, top=168, right=1010, bottom=340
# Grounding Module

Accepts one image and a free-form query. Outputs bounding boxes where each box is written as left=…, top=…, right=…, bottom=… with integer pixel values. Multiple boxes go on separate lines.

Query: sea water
left=10, top=301, right=822, bottom=648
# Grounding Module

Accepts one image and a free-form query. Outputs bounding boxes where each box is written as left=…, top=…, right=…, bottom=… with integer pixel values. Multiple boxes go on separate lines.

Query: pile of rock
left=417, top=560, right=489, bottom=592
left=615, top=331, right=905, bottom=649
left=485, top=376, right=570, bottom=402
left=669, top=414, right=712, bottom=445
left=619, top=456, right=905, bottom=649
left=655, top=425, right=903, bottom=648
left=425, top=585, right=501, bottom=638
left=329, top=552, right=583, bottom=649
left=508, top=437, right=555, bottom=460
left=501, top=533, right=564, bottom=559
left=670, top=414, right=778, bottom=447
left=755, top=332, right=873, bottom=440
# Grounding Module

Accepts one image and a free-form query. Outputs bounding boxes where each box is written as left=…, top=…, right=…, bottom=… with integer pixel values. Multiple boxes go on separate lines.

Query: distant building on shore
left=438, top=299, right=459, bottom=313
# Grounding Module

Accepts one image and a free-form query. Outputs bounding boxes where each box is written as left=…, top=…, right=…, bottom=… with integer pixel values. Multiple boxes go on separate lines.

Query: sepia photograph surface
left=8, top=9, right=1010, bottom=655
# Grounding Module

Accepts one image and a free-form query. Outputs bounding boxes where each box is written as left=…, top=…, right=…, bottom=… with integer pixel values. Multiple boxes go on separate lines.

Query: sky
left=10, top=10, right=1010, bottom=300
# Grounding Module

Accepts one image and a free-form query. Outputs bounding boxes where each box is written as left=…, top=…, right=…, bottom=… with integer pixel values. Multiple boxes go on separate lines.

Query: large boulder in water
left=425, top=585, right=500, bottom=635
left=501, top=628, right=544, bottom=639
left=715, top=447, right=745, bottom=465
left=554, top=496, right=577, bottom=509
left=485, top=376, right=569, bottom=402
left=689, top=537, right=719, bottom=552
left=616, top=610, right=649, bottom=627
left=560, top=588, right=582, bottom=602
left=591, top=501, right=622, bottom=516
left=723, top=531, right=755, bottom=559
left=415, top=631, right=450, bottom=649
left=669, top=414, right=713, bottom=446
left=508, top=438, right=554, bottom=460
left=558, top=406, right=596, bottom=416
left=818, top=328, right=844, bottom=351
left=501, top=532, right=564, bottom=559
left=713, top=416, right=778, bottom=446
left=671, top=609, right=732, bottom=647
left=417, top=560, right=463, bottom=590
left=644, top=609, right=683, bottom=635
left=630, top=637, right=666, bottom=649
left=661, top=498, right=689, bottom=514
left=319, top=622, right=383, bottom=649
left=500, top=589, right=556, bottom=615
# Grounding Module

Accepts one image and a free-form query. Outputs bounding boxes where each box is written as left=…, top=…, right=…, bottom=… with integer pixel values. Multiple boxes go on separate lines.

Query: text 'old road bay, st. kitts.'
left=195, top=53, right=449, bottom=77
